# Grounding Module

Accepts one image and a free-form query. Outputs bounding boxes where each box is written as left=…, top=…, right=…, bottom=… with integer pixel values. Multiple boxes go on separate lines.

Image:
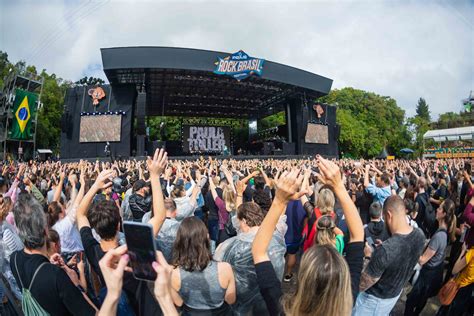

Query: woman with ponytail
left=404, top=199, right=456, bottom=316
left=315, top=215, right=345, bottom=254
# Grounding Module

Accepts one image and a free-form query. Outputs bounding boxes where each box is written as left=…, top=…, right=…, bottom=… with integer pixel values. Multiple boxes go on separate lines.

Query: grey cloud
left=0, top=0, right=472, bottom=118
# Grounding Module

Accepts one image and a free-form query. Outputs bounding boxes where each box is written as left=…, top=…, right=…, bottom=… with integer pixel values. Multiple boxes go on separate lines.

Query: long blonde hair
left=283, top=245, right=352, bottom=316
left=316, top=188, right=335, bottom=215
left=223, top=186, right=236, bottom=211
left=316, top=215, right=337, bottom=247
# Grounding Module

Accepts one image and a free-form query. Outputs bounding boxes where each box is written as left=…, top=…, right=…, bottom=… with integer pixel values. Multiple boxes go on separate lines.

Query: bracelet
left=364, top=256, right=371, bottom=260
left=237, top=195, right=243, bottom=197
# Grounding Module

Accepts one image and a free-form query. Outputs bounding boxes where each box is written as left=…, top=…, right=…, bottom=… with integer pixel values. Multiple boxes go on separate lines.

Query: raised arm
left=71, top=168, right=86, bottom=210
left=222, top=167, right=236, bottom=193
left=241, top=170, right=259, bottom=186
left=452, top=243, right=468, bottom=275
left=77, top=169, right=114, bottom=230
left=235, top=180, right=245, bottom=209
left=147, top=149, right=168, bottom=237
left=363, top=164, right=371, bottom=188
left=209, top=176, right=219, bottom=201
left=252, top=169, right=305, bottom=264
left=316, top=155, right=364, bottom=243
left=53, top=170, right=66, bottom=203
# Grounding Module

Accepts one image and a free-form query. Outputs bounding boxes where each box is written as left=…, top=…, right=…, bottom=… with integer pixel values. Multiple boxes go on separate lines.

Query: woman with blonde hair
left=252, top=156, right=364, bottom=316
left=316, top=215, right=345, bottom=254
left=302, top=187, right=337, bottom=251
left=209, top=175, right=237, bottom=243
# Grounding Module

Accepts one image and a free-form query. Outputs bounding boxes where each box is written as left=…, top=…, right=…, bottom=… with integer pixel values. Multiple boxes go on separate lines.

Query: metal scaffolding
left=0, top=69, right=44, bottom=160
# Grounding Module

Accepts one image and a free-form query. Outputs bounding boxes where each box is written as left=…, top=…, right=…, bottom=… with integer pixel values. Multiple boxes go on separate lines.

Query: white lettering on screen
left=187, top=126, right=226, bottom=152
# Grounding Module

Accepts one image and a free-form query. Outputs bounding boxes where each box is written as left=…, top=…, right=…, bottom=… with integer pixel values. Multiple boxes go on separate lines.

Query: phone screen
left=366, top=236, right=375, bottom=248
left=123, top=222, right=157, bottom=281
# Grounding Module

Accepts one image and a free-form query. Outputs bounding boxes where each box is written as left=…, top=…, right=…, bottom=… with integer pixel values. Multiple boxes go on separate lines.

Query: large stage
left=60, top=47, right=338, bottom=159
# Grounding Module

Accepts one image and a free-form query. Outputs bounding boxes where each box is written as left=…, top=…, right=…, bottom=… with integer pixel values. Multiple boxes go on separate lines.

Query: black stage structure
left=60, top=47, right=337, bottom=159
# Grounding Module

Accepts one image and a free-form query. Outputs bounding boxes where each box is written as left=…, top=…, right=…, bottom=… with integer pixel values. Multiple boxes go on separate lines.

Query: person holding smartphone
left=76, top=148, right=169, bottom=315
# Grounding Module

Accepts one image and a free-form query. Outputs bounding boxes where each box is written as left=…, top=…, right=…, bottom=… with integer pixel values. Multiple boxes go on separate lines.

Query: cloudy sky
left=1, top=0, right=473, bottom=117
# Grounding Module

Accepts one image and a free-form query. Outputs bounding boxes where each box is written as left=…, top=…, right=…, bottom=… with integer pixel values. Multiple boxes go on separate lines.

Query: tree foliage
left=318, top=87, right=411, bottom=158
left=75, top=76, right=105, bottom=86
left=416, top=97, right=431, bottom=122
left=431, top=111, right=473, bottom=129
left=258, top=111, right=285, bottom=130
left=0, top=51, right=71, bottom=152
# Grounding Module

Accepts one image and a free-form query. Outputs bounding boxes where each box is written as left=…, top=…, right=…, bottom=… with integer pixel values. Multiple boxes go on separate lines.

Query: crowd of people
left=0, top=151, right=472, bottom=315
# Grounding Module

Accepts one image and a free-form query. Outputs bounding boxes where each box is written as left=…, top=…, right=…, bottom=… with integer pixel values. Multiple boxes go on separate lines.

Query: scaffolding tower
left=0, top=69, right=44, bottom=161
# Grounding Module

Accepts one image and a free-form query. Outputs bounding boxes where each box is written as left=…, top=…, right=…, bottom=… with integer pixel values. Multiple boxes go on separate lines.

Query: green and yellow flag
left=9, top=89, right=37, bottom=140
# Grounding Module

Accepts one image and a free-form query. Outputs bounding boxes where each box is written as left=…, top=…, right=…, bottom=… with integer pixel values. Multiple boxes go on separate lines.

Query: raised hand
left=274, top=169, right=305, bottom=202
left=79, top=166, right=86, bottom=186
left=147, top=148, right=168, bottom=177
left=236, top=178, right=246, bottom=192
left=316, top=155, right=344, bottom=191
left=92, top=169, right=114, bottom=191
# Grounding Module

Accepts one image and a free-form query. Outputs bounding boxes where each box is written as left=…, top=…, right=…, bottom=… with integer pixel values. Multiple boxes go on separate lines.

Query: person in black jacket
left=364, top=202, right=389, bottom=242
left=129, top=179, right=152, bottom=222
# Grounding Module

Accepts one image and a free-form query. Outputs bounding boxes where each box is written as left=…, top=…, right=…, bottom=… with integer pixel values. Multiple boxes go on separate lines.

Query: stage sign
left=214, top=50, right=265, bottom=81
left=305, top=123, right=329, bottom=144
left=183, top=126, right=231, bottom=153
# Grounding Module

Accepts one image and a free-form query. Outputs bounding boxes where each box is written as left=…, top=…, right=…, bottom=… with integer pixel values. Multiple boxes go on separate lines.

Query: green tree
left=318, top=87, right=411, bottom=158
left=432, top=111, right=472, bottom=129
left=75, top=76, right=105, bottom=85
left=416, top=97, right=431, bottom=121
left=35, top=70, right=71, bottom=150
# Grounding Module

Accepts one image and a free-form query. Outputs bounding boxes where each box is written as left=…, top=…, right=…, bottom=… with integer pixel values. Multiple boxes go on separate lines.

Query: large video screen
left=79, top=115, right=122, bottom=142
left=182, top=125, right=231, bottom=153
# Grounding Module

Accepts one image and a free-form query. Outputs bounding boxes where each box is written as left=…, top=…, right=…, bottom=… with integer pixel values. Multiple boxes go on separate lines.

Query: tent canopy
left=37, top=149, right=52, bottom=154
left=423, top=126, right=474, bottom=141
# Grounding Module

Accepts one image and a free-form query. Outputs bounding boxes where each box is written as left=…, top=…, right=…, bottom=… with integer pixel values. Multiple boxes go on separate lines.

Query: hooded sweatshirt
left=364, top=220, right=389, bottom=242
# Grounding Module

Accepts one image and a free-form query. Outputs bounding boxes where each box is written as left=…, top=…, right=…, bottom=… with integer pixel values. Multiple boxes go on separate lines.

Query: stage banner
left=183, top=126, right=231, bottom=153
left=214, top=50, right=265, bottom=81
left=9, top=89, right=37, bottom=140
left=305, top=123, right=329, bottom=144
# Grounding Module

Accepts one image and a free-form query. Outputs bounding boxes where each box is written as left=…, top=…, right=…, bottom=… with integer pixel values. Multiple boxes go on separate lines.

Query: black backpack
left=418, top=194, right=436, bottom=236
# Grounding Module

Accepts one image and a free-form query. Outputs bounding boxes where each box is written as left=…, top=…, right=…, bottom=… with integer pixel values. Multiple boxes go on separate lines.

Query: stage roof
left=100, top=47, right=333, bottom=118
left=423, top=126, right=474, bottom=141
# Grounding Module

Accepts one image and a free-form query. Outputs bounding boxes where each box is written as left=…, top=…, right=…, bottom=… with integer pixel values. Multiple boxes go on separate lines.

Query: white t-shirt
left=52, top=206, right=83, bottom=253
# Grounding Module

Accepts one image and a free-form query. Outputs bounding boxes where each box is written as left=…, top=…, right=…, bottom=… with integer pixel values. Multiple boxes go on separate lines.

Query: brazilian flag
left=9, top=89, right=37, bottom=140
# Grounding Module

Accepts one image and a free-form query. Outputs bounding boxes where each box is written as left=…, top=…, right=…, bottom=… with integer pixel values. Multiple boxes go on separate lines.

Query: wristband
left=364, top=256, right=371, bottom=260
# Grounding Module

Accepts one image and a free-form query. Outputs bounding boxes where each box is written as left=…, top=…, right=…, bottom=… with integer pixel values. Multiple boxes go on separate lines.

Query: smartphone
left=123, top=222, right=157, bottom=281
left=366, top=236, right=375, bottom=249
left=460, top=226, right=469, bottom=243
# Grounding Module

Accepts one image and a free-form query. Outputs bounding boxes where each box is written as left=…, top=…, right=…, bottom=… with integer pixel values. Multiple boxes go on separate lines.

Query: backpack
left=224, top=211, right=237, bottom=237
left=13, top=253, right=50, bottom=316
left=418, top=194, right=436, bottom=236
